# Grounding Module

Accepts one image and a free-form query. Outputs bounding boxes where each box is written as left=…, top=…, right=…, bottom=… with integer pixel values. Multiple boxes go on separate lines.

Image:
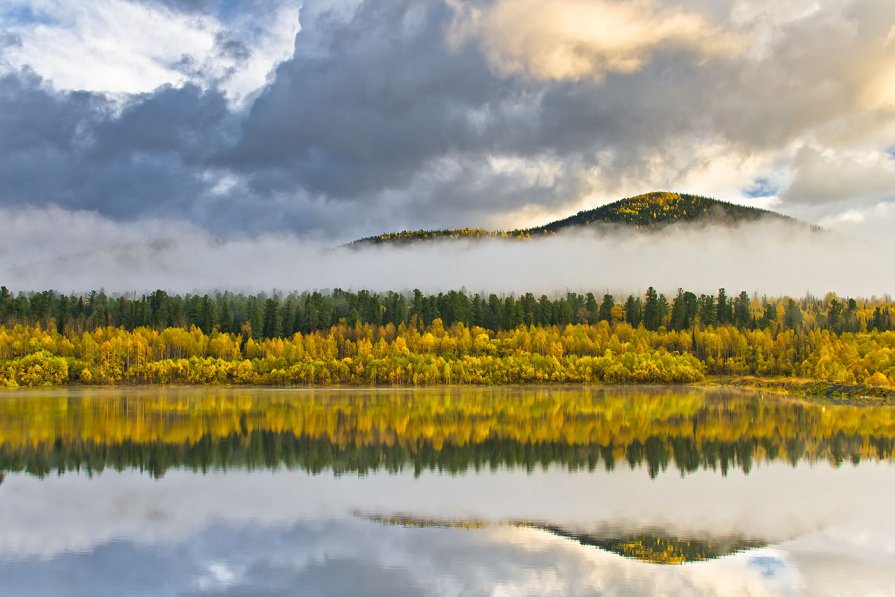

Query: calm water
left=0, top=386, right=893, bottom=596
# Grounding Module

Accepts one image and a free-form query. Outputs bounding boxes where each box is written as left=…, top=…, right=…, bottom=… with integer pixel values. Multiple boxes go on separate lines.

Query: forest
left=0, top=284, right=895, bottom=389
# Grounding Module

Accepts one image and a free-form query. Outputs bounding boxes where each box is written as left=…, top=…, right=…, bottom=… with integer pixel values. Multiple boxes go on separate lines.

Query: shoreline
left=1, top=378, right=893, bottom=404
left=711, top=376, right=895, bottom=404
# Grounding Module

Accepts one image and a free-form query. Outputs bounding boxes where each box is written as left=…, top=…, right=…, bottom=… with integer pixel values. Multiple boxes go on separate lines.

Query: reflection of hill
left=360, top=513, right=766, bottom=564
left=0, top=387, right=894, bottom=478
left=543, top=528, right=765, bottom=565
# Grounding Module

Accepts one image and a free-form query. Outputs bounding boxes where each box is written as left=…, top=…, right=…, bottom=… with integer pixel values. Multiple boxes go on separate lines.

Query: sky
left=2, top=0, right=895, bottom=293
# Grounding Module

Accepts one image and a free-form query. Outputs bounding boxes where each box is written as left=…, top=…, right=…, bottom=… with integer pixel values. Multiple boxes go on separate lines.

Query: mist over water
left=2, top=207, right=891, bottom=297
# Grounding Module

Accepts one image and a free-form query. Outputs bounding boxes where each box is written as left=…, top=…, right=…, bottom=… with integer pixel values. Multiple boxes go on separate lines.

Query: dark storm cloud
left=225, top=1, right=516, bottom=199
left=90, top=84, right=231, bottom=162
left=0, top=72, right=234, bottom=220
left=0, top=71, right=106, bottom=206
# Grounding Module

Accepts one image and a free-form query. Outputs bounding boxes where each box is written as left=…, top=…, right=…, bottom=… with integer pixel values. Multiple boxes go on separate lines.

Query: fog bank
left=1, top=207, right=891, bottom=297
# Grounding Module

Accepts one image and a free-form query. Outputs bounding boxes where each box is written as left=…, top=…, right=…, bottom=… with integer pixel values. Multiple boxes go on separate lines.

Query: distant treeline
left=2, top=285, right=893, bottom=338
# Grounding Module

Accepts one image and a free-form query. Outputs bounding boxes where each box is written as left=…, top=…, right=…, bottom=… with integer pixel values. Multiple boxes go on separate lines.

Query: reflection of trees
left=0, top=389, right=893, bottom=478
left=2, top=432, right=889, bottom=480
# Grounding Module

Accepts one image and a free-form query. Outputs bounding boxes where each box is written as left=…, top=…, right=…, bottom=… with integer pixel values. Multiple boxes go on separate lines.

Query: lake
left=0, top=386, right=893, bottom=596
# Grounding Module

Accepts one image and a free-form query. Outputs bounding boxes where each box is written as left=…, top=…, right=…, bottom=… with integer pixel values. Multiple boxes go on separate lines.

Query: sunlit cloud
left=451, top=0, right=743, bottom=82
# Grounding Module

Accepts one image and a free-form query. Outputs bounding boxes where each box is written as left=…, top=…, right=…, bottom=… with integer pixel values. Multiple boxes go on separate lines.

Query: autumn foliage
left=0, top=318, right=894, bottom=389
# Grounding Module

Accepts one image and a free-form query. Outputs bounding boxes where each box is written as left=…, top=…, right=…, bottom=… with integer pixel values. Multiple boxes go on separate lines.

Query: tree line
left=2, top=285, right=893, bottom=338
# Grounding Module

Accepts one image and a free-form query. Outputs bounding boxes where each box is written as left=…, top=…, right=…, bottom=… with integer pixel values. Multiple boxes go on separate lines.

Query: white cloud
left=210, top=2, right=300, bottom=106
left=2, top=0, right=216, bottom=94
left=0, top=0, right=299, bottom=104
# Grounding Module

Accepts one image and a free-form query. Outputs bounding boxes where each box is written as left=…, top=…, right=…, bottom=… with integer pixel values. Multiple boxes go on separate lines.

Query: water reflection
left=0, top=465, right=894, bottom=596
left=360, top=513, right=767, bottom=564
left=0, top=386, right=894, bottom=478
left=0, top=387, right=894, bottom=595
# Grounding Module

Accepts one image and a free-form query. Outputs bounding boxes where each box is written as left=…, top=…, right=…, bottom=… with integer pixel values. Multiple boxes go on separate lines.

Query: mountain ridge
left=350, top=191, right=807, bottom=246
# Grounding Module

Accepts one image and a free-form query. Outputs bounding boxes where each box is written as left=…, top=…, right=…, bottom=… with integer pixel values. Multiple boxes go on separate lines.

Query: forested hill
left=528, top=191, right=795, bottom=233
left=350, top=192, right=801, bottom=246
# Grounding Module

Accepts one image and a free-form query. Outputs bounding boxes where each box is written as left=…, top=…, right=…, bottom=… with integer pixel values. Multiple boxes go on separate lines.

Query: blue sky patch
left=747, top=555, right=788, bottom=579
left=2, top=5, right=58, bottom=27
left=743, top=178, right=781, bottom=199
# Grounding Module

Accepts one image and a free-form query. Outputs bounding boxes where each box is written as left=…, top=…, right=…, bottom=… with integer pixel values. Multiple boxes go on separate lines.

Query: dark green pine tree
left=716, top=289, right=733, bottom=325
left=219, top=294, right=233, bottom=333
left=643, top=287, right=662, bottom=331
left=0, top=286, right=11, bottom=324
left=599, top=294, right=615, bottom=322
left=698, top=294, right=717, bottom=327
left=734, top=291, right=751, bottom=329
left=56, top=294, right=69, bottom=334
left=624, top=295, right=643, bottom=327
left=670, top=289, right=699, bottom=330
left=585, top=293, right=598, bottom=323
left=759, top=300, right=777, bottom=330
left=827, top=298, right=844, bottom=333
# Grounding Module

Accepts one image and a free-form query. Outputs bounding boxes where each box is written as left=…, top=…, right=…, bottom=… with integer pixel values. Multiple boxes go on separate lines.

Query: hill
left=529, top=191, right=795, bottom=233
left=350, top=191, right=802, bottom=246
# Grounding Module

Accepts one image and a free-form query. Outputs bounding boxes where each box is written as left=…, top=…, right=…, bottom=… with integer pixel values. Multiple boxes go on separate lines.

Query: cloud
left=781, top=145, right=895, bottom=206
left=0, top=72, right=236, bottom=222
left=454, top=0, right=742, bottom=82
left=1, top=0, right=219, bottom=94
left=221, top=0, right=895, bottom=234
left=0, top=0, right=298, bottom=104
left=225, top=1, right=509, bottom=200
left=1, top=0, right=895, bottom=245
